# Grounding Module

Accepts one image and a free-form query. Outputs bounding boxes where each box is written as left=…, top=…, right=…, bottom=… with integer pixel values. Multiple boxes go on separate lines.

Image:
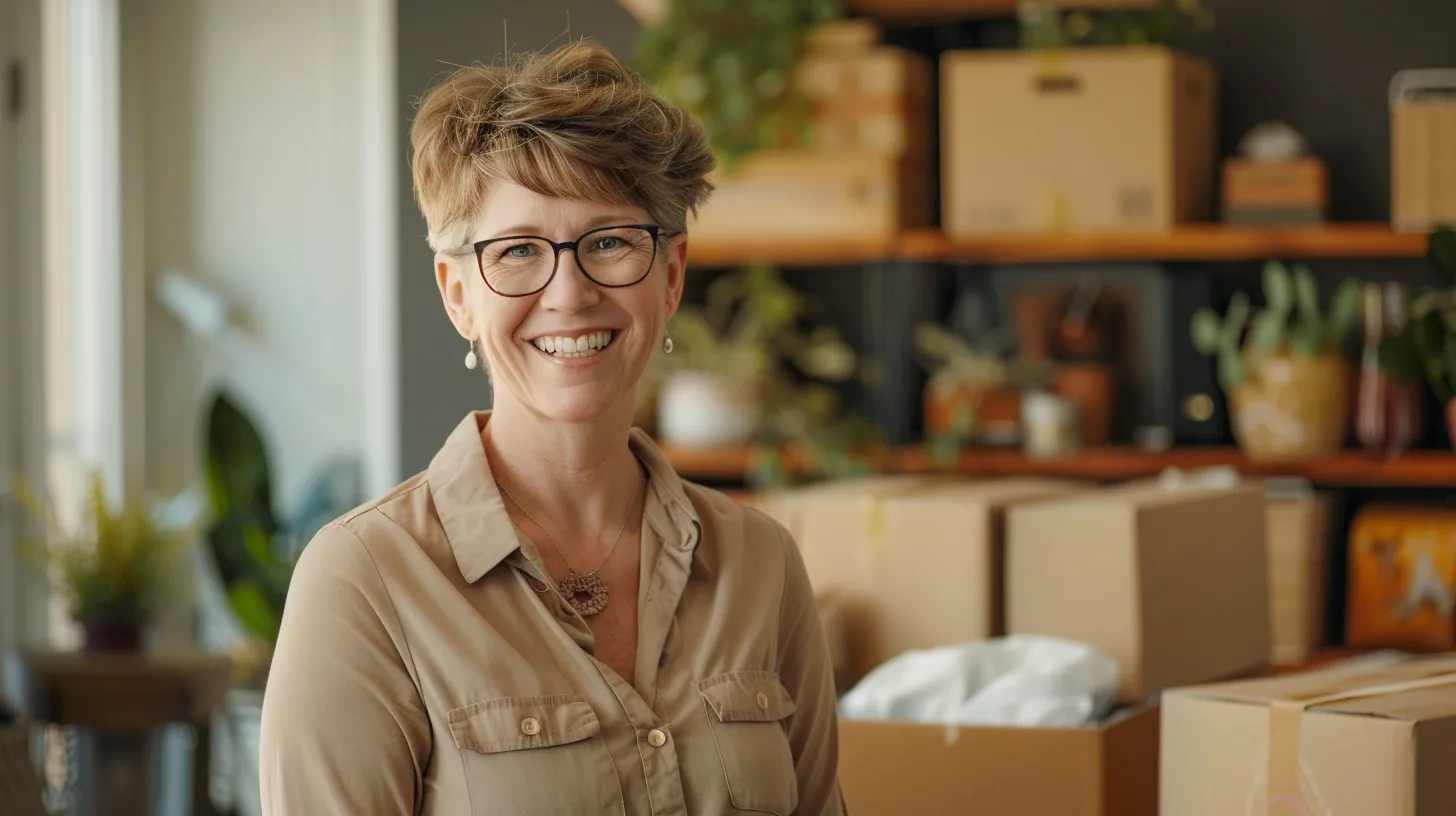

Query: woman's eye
left=504, top=244, right=535, bottom=258
left=594, top=237, right=622, bottom=251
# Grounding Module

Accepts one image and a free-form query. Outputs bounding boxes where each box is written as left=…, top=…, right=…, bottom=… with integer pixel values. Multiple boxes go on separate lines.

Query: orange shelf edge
left=659, top=444, right=1456, bottom=488
left=686, top=224, right=1426, bottom=268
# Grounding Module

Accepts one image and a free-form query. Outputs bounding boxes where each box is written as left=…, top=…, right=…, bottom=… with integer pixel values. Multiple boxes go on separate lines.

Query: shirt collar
left=428, top=411, right=701, bottom=584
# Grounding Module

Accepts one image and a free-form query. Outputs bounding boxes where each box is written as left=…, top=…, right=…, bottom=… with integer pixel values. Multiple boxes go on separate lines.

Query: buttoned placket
left=510, top=489, right=701, bottom=816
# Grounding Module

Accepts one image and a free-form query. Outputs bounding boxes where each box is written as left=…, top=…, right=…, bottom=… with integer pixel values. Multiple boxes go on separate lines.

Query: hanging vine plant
left=633, top=0, right=843, bottom=168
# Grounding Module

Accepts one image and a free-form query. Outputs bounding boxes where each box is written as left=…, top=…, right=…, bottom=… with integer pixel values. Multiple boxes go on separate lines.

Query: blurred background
left=2, top=0, right=1456, bottom=814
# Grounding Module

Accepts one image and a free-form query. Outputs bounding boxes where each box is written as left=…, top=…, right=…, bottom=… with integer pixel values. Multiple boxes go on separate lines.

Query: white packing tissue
left=838, top=635, right=1121, bottom=728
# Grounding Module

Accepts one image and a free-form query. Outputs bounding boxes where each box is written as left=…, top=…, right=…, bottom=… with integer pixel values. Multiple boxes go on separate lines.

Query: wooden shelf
left=660, top=443, right=1456, bottom=488
left=617, top=0, right=1154, bottom=26
left=687, top=235, right=893, bottom=269
left=901, top=224, right=1428, bottom=264
left=845, top=0, right=1155, bottom=22
left=685, top=224, right=1427, bottom=268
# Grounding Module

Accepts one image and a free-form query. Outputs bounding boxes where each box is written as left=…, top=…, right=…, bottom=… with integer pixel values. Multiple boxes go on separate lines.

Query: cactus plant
left=1191, top=260, right=1363, bottom=392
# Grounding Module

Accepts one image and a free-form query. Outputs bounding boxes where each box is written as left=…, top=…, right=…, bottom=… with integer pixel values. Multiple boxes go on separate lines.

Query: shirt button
left=520, top=717, right=542, bottom=736
left=647, top=728, right=667, bottom=748
left=756, top=691, right=770, bottom=710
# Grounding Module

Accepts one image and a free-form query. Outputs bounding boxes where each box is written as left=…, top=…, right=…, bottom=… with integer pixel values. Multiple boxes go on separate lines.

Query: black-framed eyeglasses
left=469, top=223, right=669, bottom=298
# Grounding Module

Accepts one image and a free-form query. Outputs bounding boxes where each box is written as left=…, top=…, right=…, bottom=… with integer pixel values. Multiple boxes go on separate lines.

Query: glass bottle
left=1356, top=282, right=1425, bottom=456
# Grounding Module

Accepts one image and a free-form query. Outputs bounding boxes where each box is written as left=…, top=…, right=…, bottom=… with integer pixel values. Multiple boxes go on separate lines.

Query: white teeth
left=532, top=331, right=615, bottom=358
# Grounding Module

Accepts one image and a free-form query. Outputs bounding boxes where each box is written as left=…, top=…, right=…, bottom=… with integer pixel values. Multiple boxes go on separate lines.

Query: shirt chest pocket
left=697, top=672, right=800, bottom=815
left=448, top=695, right=623, bottom=816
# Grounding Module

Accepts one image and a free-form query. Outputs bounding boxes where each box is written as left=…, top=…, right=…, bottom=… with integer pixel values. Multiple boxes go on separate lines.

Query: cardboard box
left=1222, top=157, right=1329, bottom=225
left=941, top=46, right=1217, bottom=235
left=1161, top=654, right=1456, bottom=815
left=839, top=704, right=1159, bottom=816
left=689, top=42, right=932, bottom=244
left=1007, top=480, right=1270, bottom=702
left=759, top=476, right=1084, bottom=683
left=1346, top=505, right=1456, bottom=652
left=1266, top=493, right=1333, bottom=666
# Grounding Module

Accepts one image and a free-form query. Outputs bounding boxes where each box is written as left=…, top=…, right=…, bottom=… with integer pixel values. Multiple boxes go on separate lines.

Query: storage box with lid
left=1391, top=68, right=1456, bottom=233
left=1161, top=654, right=1456, bottom=815
left=1006, top=478, right=1270, bottom=702
left=941, top=46, right=1218, bottom=236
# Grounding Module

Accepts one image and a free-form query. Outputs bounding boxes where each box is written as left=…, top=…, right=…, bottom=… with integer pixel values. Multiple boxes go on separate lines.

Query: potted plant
left=654, top=263, right=858, bottom=448
left=913, top=322, right=1054, bottom=463
left=633, top=0, right=843, bottom=166
left=13, top=471, right=187, bottom=652
left=200, top=391, right=359, bottom=816
left=1191, top=260, right=1362, bottom=462
left=1378, top=226, right=1456, bottom=449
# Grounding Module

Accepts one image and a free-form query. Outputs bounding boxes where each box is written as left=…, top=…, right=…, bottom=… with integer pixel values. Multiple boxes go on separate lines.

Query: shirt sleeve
left=259, top=522, right=431, bottom=815
left=773, top=520, right=848, bottom=816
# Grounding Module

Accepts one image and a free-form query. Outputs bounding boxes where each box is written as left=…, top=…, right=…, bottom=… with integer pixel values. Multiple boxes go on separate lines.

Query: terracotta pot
left=1053, top=363, right=1115, bottom=446
left=924, top=380, right=1020, bottom=443
left=1447, top=399, right=1456, bottom=452
left=1229, top=352, right=1352, bottom=462
left=82, top=615, right=146, bottom=653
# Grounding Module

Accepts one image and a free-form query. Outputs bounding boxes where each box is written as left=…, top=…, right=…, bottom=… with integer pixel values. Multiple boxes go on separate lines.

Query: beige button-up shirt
left=259, top=412, right=845, bottom=815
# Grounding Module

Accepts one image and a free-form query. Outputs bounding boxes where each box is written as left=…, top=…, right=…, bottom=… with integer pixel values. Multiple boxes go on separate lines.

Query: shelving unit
left=686, top=223, right=1428, bottom=269
left=659, top=443, right=1456, bottom=488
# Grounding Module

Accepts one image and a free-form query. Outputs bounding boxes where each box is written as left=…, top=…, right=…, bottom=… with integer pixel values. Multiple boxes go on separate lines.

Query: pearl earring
left=663, top=334, right=674, bottom=354
left=464, top=341, right=478, bottom=370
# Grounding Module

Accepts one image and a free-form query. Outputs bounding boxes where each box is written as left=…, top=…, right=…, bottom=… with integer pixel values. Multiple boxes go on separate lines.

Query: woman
left=258, top=40, right=846, bottom=815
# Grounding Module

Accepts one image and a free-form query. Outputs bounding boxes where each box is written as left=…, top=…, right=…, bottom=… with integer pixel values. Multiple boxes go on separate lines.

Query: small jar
left=1022, top=391, right=1083, bottom=458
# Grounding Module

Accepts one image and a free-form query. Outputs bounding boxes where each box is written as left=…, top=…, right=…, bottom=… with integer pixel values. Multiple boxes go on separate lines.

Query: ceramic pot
left=81, top=614, right=146, bottom=652
left=923, top=379, right=1021, bottom=444
left=656, top=371, right=760, bottom=447
left=1229, top=352, right=1351, bottom=462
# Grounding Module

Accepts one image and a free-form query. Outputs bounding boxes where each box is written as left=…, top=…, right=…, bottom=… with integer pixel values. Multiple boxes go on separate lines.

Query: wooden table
left=4, top=650, right=232, bottom=816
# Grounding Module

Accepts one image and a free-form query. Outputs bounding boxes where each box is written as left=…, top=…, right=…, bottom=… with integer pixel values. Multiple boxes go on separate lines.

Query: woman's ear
left=435, top=253, right=475, bottom=340
left=662, top=235, right=688, bottom=321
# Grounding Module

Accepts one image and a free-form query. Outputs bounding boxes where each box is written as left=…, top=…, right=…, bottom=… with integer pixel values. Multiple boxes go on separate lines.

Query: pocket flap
left=447, top=695, right=600, bottom=754
left=697, top=672, right=797, bottom=723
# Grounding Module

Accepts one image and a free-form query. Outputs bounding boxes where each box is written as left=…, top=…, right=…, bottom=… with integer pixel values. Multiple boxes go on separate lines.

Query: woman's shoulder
left=678, top=480, right=796, bottom=559
left=293, top=471, right=438, bottom=580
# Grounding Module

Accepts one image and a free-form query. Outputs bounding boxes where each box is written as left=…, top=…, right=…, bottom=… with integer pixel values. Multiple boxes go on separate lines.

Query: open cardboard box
left=838, top=703, right=1159, bottom=816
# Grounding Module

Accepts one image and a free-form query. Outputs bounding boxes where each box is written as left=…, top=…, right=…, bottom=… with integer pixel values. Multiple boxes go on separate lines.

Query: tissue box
left=759, top=476, right=1086, bottom=684
left=1161, top=654, right=1456, bottom=815
left=839, top=704, right=1159, bottom=816
left=1008, top=480, right=1271, bottom=702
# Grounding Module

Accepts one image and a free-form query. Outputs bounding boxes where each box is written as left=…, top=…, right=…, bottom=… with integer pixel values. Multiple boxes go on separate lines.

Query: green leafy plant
left=13, top=470, right=187, bottom=627
left=913, top=322, right=1053, bottom=463
left=651, top=264, right=880, bottom=485
left=1191, top=260, right=1362, bottom=392
left=633, top=0, right=842, bottom=166
left=204, top=392, right=359, bottom=685
left=1378, top=226, right=1456, bottom=404
left=1020, top=0, right=1214, bottom=49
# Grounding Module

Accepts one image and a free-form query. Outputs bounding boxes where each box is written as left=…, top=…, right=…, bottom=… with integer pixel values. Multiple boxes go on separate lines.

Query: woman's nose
left=536, top=248, right=600, bottom=313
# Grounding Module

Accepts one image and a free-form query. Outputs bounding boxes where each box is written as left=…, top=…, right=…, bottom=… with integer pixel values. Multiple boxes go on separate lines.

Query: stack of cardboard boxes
left=755, top=474, right=1456, bottom=814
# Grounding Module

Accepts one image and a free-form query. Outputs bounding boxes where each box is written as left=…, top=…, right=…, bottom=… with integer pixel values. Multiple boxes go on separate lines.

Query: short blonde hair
left=409, top=40, right=716, bottom=253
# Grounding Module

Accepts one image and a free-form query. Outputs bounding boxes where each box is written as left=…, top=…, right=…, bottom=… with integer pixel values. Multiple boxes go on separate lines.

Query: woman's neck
left=481, top=398, right=645, bottom=553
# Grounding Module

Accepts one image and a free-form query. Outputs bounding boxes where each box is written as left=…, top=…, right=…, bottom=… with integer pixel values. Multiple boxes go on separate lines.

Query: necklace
left=496, top=481, right=641, bottom=617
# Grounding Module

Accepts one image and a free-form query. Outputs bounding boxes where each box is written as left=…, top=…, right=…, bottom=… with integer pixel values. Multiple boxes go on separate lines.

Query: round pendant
left=557, top=571, right=610, bottom=617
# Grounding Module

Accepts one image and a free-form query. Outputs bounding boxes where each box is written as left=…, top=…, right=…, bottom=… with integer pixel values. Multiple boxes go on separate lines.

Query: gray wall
left=395, top=0, right=642, bottom=476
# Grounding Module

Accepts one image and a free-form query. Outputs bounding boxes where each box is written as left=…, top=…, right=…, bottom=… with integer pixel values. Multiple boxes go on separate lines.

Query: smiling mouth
left=529, top=330, right=618, bottom=359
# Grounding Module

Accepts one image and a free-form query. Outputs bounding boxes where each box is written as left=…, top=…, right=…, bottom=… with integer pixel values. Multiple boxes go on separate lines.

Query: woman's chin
left=534, top=389, right=627, bottom=425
